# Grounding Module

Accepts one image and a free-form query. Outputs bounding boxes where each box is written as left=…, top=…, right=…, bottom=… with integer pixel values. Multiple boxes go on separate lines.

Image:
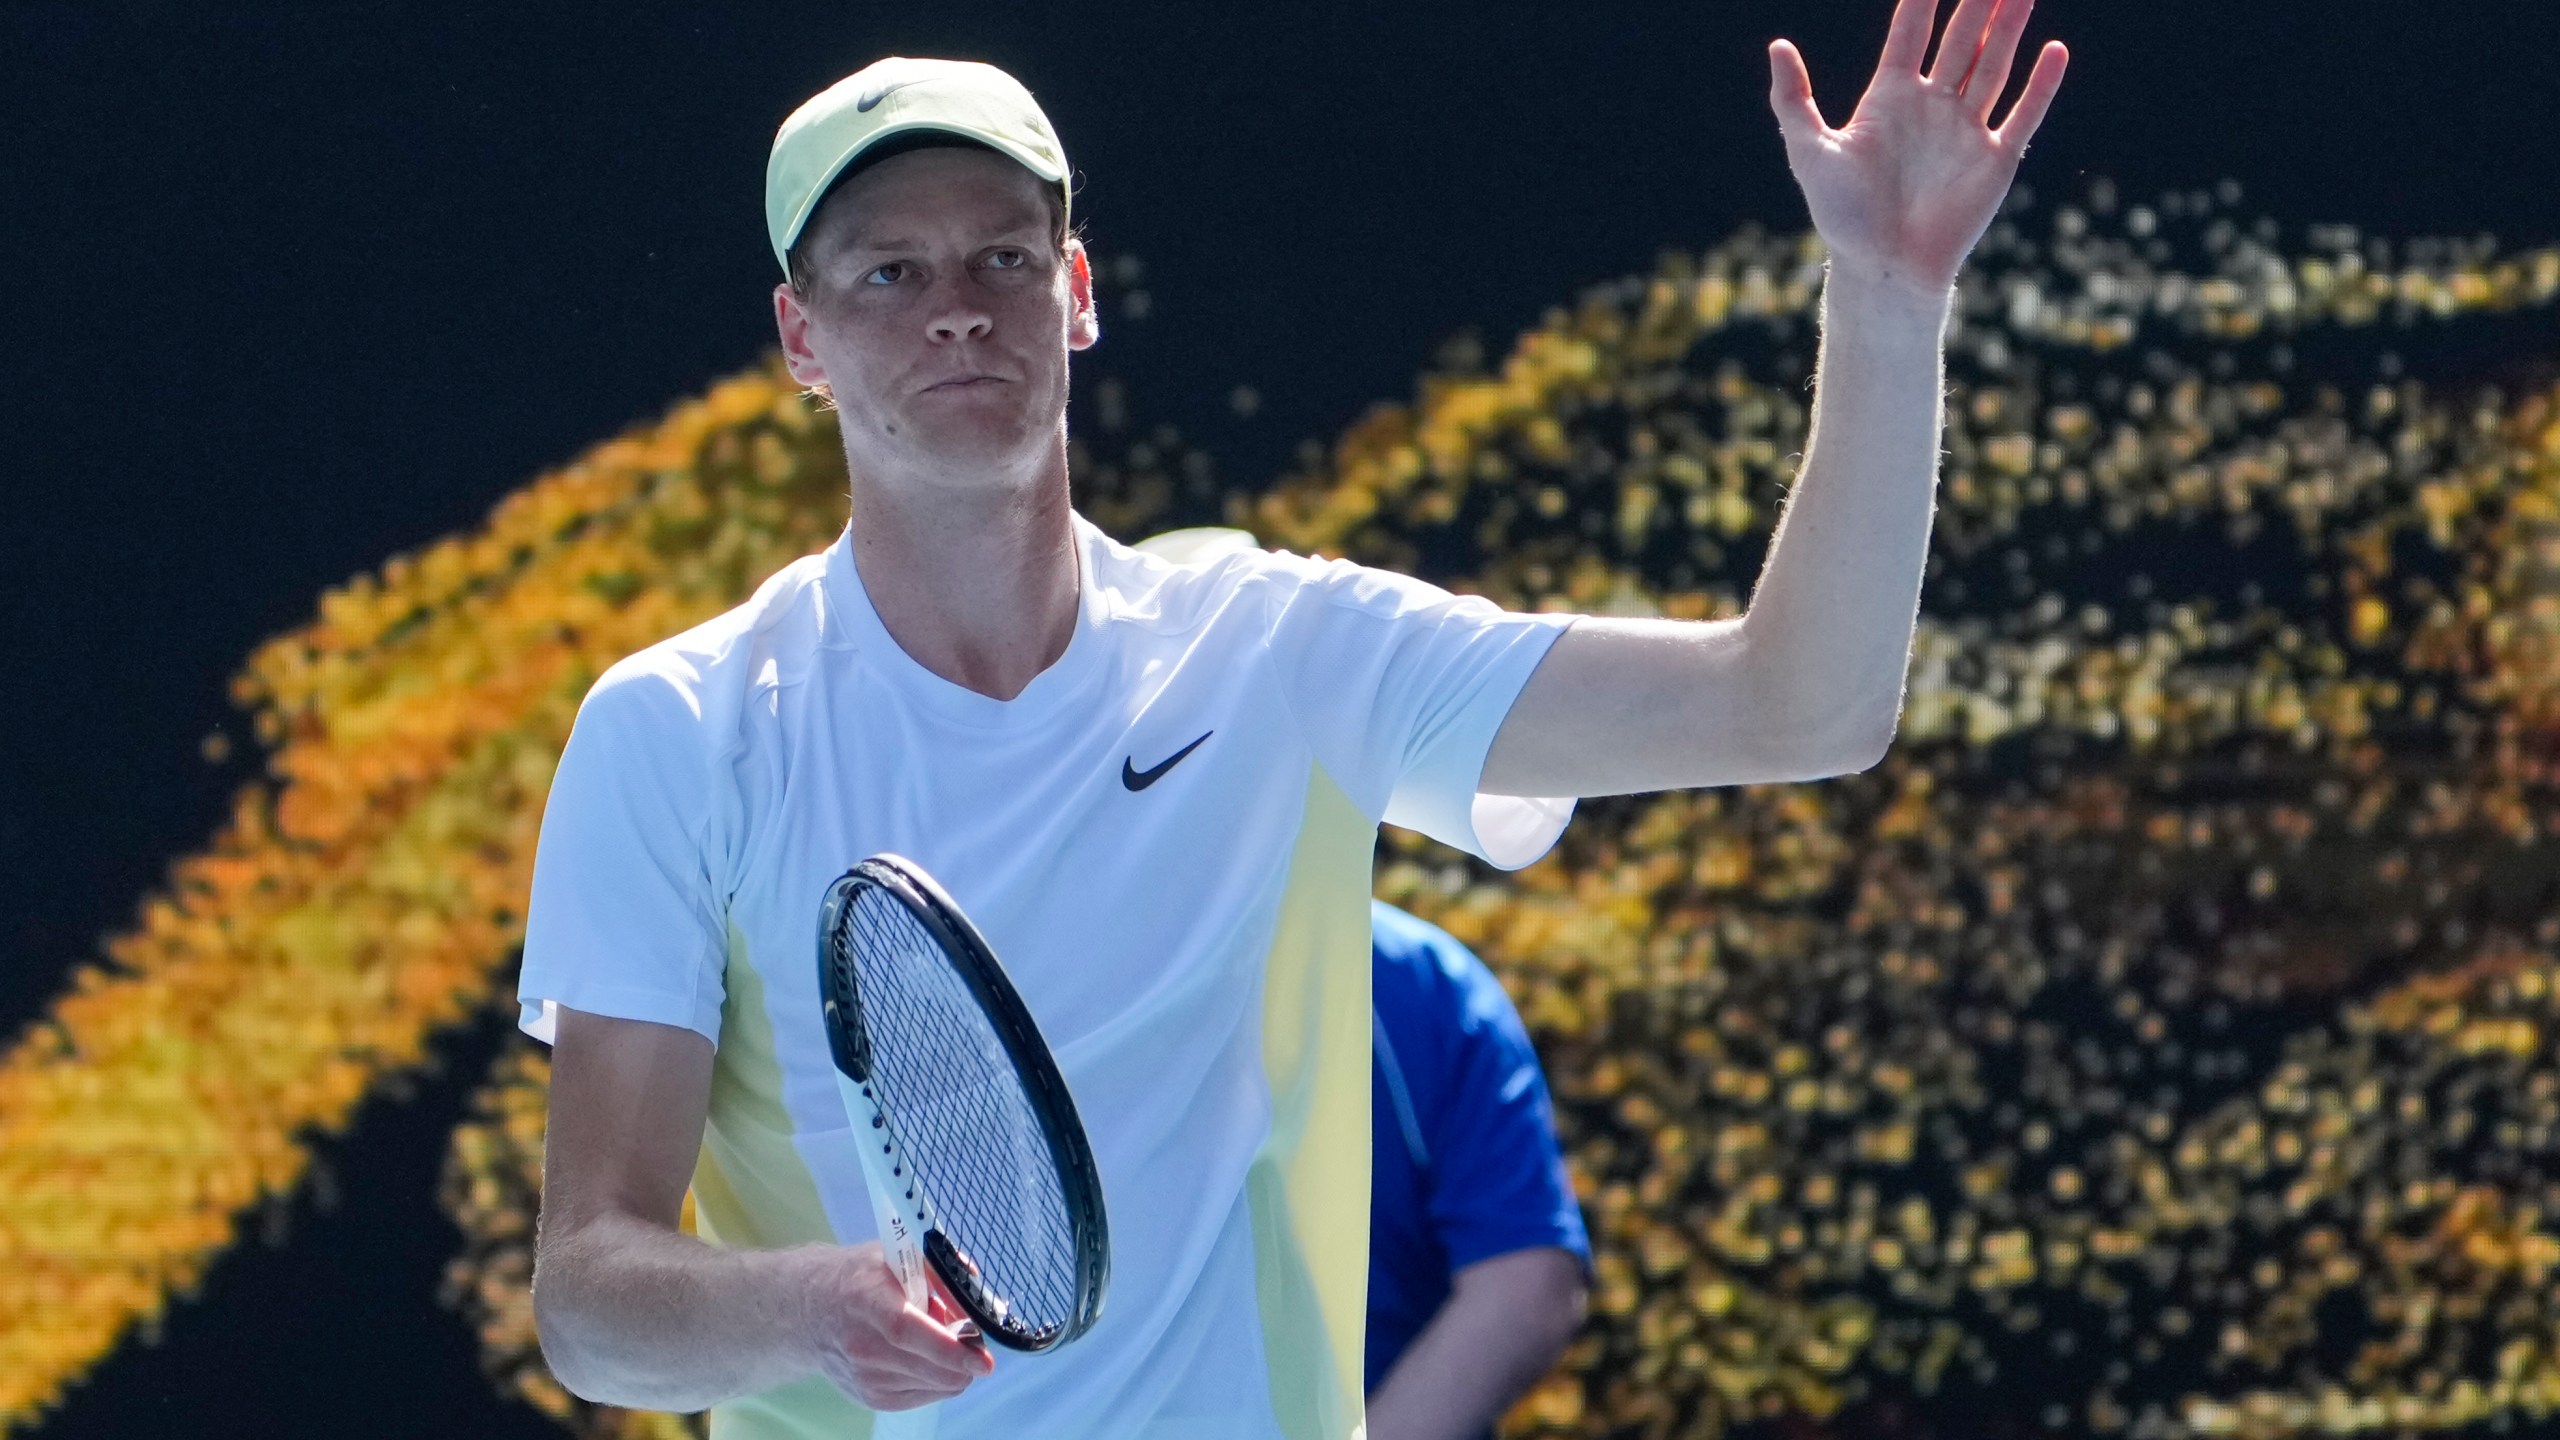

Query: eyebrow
left=837, top=211, right=1050, bottom=256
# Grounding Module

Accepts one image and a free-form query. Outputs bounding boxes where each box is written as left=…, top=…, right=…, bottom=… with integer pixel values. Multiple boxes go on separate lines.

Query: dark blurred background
left=3, top=2, right=2557, bottom=1434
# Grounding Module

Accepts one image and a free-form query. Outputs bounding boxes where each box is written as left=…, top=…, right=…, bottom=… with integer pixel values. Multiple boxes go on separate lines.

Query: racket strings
left=839, top=890, right=1082, bottom=1343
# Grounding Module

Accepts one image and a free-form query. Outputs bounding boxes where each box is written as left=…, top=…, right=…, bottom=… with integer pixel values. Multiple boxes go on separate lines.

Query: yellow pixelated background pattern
left=7, top=183, right=2560, bottom=1439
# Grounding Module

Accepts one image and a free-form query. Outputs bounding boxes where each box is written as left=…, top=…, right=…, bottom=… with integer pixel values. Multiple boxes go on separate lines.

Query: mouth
left=921, top=374, right=1008, bottom=395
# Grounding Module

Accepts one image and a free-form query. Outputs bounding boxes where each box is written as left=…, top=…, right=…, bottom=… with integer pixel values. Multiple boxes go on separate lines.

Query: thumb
left=922, top=1269, right=985, bottom=1346
left=1767, top=39, right=1825, bottom=142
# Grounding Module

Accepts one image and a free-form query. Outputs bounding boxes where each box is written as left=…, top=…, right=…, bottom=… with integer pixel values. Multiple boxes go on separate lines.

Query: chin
left=907, top=418, right=1056, bottom=482
left=915, top=392, right=1056, bottom=448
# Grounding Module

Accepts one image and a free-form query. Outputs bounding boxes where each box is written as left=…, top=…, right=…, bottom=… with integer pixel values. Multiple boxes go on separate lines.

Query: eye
left=863, top=262, right=907, bottom=286
left=985, top=249, right=1028, bottom=270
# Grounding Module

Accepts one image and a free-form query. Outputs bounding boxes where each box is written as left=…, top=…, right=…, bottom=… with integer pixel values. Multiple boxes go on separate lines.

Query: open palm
left=1769, top=0, right=2068, bottom=296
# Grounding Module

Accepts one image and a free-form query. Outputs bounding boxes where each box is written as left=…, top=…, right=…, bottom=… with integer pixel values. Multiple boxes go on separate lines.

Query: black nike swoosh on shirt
left=1122, top=731, right=1213, bottom=791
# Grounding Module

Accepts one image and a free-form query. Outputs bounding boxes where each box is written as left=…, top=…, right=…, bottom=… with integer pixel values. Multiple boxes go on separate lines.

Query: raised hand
left=1768, top=0, right=2068, bottom=298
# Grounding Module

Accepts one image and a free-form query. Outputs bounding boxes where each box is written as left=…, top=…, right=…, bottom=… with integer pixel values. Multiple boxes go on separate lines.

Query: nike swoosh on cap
left=1122, top=732, right=1212, bottom=792
left=856, top=79, right=922, bottom=112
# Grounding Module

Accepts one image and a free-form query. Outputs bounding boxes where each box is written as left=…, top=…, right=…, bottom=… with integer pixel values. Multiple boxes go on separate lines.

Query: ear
left=774, top=281, right=830, bottom=388
left=1066, top=241, right=1101, bottom=352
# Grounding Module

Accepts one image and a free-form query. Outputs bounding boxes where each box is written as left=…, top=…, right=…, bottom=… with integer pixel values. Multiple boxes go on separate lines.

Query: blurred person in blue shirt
left=1366, top=900, right=1592, bottom=1440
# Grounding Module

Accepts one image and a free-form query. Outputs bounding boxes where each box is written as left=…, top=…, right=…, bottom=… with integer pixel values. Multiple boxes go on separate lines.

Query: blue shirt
left=1365, top=900, right=1592, bottom=1402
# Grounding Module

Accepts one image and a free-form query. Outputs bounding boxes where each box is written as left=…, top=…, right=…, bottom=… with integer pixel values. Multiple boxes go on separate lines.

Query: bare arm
left=532, top=1006, right=991, bottom=1413
left=1480, top=267, right=1952, bottom=797
left=1364, top=1248, right=1589, bottom=1440
left=1481, top=0, right=2069, bottom=799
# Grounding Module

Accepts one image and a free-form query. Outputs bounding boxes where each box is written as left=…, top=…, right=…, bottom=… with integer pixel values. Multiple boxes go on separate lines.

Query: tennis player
left=522, top=4, right=2066, bottom=1437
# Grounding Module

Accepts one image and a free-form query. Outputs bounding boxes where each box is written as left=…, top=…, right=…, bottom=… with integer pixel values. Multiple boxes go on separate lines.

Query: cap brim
left=774, top=121, right=1072, bottom=273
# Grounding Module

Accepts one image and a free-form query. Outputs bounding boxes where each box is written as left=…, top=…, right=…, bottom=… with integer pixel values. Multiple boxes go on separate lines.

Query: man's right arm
left=1364, top=1246, right=1587, bottom=1440
left=531, top=1005, right=992, bottom=1414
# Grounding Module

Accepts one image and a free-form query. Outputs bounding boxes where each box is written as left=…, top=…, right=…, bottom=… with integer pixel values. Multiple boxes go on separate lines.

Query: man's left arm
left=1483, top=0, right=2069, bottom=799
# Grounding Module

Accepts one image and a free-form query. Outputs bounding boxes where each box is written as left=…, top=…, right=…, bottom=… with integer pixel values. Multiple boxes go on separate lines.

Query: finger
left=1926, top=0, right=1999, bottom=90
left=1968, top=0, right=2038, bottom=120
left=923, top=1263, right=966, bottom=1313
left=893, top=1292, right=994, bottom=1378
left=921, top=1270, right=988, bottom=1348
left=870, top=1292, right=981, bottom=1364
left=870, top=1373, right=967, bottom=1404
left=1766, top=40, right=1828, bottom=141
left=1876, top=0, right=1940, bottom=74
left=877, top=1330, right=987, bottom=1396
left=1993, top=41, right=2069, bottom=153
left=899, top=1300, right=982, bottom=1353
left=833, top=1340, right=979, bottom=1411
left=926, top=1303, right=989, bottom=1361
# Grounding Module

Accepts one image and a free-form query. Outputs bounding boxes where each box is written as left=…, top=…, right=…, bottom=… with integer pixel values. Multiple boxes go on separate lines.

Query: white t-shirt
left=518, top=513, right=1575, bottom=1440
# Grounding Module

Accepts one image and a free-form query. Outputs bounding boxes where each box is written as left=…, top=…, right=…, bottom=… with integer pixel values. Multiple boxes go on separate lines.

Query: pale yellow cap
left=766, top=56, right=1071, bottom=276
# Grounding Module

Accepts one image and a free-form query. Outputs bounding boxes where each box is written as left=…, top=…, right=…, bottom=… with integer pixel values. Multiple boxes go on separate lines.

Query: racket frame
left=816, top=854, right=1111, bottom=1353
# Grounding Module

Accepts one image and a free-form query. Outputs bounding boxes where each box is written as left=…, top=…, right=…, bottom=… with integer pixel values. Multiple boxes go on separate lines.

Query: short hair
left=785, top=133, right=1075, bottom=299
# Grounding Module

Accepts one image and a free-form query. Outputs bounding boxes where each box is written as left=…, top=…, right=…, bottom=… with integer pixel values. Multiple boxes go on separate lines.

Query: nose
left=925, top=273, right=993, bottom=345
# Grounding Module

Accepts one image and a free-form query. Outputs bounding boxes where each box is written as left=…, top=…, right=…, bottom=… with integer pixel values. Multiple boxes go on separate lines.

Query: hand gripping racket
left=816, top=855, right=1110, bottom=1426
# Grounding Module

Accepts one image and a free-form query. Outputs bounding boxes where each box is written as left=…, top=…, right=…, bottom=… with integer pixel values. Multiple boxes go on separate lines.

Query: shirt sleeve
left=1257, top=552, right=1577, bottom=869
left=515, top=656, right=732, bottom=1048
left=1422, top=954, right=1593, bottom=1275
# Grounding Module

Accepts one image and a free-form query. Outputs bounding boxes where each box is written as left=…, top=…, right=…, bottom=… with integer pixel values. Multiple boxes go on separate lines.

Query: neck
left=846, top=457, right=1081, bottom=702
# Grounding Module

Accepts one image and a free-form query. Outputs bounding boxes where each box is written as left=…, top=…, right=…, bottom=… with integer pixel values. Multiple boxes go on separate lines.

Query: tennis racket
left=816, top=854, right=1110, bottom=1415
